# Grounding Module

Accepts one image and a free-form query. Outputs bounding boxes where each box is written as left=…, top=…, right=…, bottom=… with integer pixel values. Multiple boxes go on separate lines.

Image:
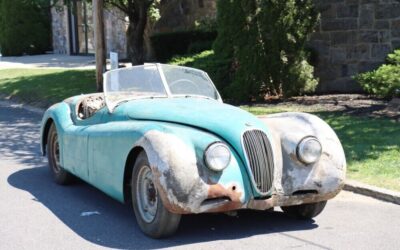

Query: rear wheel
left=131, top=151, right=181, bottom=238
left=281, top=201, right=327, bottom=219
left=47, top=123, right=74, bottom=185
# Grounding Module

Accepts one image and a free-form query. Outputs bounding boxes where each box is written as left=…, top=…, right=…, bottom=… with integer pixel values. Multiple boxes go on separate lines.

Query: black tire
left=47, top=123, right=74, bottom=185
left=281, top=201, right=327, bottom=219
left=131, top=151, right=181, bottom=238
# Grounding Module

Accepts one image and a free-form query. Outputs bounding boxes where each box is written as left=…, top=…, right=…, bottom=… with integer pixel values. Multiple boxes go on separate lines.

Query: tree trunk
left=93, top=0, right=106, bottom=92
left=127, top=3, right=148, bottom=65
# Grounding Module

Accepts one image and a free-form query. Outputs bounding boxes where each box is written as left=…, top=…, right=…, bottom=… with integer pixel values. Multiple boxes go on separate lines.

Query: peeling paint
left=134, top=130, right=246, bottom=214
left=247, top=188, right=343, bottom=210
left=131, top=111, right=346, bottom=214
left=258, top=112, right=346, bottom=197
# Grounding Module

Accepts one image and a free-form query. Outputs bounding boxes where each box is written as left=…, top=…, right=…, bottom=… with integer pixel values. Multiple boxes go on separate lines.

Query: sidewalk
left=0, top=54, right=96, bottom=69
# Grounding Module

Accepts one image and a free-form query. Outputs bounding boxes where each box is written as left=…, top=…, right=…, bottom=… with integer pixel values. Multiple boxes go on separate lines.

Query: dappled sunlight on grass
left=317, top=112, right=400, bottom=190
left=0, top=68, right=96, bottom=107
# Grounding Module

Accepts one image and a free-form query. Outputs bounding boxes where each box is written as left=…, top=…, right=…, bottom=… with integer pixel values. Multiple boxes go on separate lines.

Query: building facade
left=51, top=0, right=400, bottom=93
left=51, top=0, right=127, bottom=57
left=51, top=0, right=215, bottom=59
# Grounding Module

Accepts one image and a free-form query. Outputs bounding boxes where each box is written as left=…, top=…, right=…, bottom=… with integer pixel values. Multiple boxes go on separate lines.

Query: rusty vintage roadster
left=40, top=64, right=346, bottom=238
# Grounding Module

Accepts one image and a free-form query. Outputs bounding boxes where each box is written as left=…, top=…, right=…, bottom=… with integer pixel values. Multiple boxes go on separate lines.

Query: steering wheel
left=168, top=79, right=200, bottom=93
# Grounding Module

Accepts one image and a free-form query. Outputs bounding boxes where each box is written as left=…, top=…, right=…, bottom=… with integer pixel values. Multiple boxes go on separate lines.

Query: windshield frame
left=103, top=63, right=223, bottom=112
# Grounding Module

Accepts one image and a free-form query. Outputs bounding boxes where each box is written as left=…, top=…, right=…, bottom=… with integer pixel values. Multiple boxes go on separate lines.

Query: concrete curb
left=1, top=98, right=399, bottom=205
left=344, top=180, right=400, bottom=205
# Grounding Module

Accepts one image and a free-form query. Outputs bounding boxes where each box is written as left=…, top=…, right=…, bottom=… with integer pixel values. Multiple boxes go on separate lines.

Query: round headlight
left=204, top=142, right=231, bottom=171
left=297, top=137, right=322, bottom=164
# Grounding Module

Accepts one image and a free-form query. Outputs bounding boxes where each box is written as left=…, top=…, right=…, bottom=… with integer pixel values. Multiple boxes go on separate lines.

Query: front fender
left=40, top=102, right=73, bottom=156
left=258, top=112, right=346, bottom=197
left=133, top=127, right=252, bottom=214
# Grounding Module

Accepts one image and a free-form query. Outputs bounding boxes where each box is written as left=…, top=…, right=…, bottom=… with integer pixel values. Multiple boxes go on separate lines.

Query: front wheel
left=131, top=151, right=181, bottom=238
left=281, top=201, right=327, bottom=219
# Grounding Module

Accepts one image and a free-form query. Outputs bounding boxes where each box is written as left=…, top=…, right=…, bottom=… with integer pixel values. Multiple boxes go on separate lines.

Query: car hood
left=117, top=97, right=272, bottom=152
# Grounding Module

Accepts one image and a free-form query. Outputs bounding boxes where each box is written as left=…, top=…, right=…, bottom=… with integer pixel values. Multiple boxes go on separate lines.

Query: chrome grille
left=242, top=130, right=274, bottom=194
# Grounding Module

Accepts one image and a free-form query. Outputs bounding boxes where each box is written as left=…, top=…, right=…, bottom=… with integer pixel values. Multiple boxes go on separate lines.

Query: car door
left=62, top=106, right=105, bottom=182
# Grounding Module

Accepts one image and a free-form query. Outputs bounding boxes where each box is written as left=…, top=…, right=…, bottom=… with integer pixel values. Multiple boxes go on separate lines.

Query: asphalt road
left=1, top=102, right=399, bottom=250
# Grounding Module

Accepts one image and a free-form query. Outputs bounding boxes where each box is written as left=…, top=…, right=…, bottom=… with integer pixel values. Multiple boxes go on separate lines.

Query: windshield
left=161, top=64, right=219, bottom=100
left=104, top=64, right=221, bottom=111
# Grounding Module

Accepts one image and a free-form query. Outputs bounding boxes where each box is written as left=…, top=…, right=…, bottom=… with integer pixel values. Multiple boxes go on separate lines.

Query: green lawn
left=243, top=106, right=400, bottom=191
left=0, top=68, right=96, bottom=107
left=0, top=68, right=399, bottom=191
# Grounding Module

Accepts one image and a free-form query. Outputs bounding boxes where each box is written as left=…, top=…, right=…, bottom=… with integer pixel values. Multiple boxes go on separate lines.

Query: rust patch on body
left=247, top=188, right=342, bottom=210
left=207, top=184, right=242, bottom=202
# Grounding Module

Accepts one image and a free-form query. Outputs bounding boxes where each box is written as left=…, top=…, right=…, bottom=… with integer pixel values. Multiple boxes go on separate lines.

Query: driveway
left=0, top=54, right=96, bottom=69
left=0, top=102, right=399, bottom=250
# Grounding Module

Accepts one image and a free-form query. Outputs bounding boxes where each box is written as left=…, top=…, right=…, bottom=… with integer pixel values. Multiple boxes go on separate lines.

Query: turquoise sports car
left=40, top=64, right=346, bottom=238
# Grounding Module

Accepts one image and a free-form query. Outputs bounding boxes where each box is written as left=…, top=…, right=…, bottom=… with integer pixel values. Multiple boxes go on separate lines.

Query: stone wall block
left=392, top=40, right=400, bottom=49
left=371, top=43, right=392, bottom=59
left=359, top=5, right=375, bottom=29
left=346, top=44, right=371, bottom=61
left=321, top=19, right=358, bottom=31
left=375, top=4, right=400, bottom=19
left=330, top=48, right=347, bottom=63
left=378, top=30, right=391, bottom=43
left=337, top=4, right=359, bottom=18
left=331, top=31, right=358, bottom=45
left=357, top=61, right=383, bottom=73
left=391, top=20, right=400, bottom=37
left=358, top=30, right=379, bottom=42
left=318, top=4, right=337, bottom=19
left=374, top=20, right=390, bottom=29
left=310, top=32, right=331, bottom=41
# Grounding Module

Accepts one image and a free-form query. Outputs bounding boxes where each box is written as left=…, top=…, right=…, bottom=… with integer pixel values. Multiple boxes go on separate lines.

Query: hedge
left=0, top=0, right=51, bottom=56
left=150, top=30, right=217, bottom=62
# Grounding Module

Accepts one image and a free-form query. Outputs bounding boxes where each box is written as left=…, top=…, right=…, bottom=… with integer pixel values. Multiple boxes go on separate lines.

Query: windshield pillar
left=156, top=63, right=172, bottom=98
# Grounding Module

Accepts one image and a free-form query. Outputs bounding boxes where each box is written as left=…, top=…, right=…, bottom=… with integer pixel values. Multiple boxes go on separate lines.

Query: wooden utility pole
left=93, top=0, right=106, bottom=92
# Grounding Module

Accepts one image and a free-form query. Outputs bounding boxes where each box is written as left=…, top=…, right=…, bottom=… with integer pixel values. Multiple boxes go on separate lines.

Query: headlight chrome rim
left=204, top=142, right=231, bottom=171
left=296, top=136, right=322, bottom=165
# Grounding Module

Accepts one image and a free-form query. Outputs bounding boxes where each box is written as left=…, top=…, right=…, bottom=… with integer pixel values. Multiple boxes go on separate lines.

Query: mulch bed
left=265, top=94, right=400, bottom=120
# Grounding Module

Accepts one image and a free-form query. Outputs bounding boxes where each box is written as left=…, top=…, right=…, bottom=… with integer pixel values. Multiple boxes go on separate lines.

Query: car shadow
left=8, top=166, right=319, bottom=249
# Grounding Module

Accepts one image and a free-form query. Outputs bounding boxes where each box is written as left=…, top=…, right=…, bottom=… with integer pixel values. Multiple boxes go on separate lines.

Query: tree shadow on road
left=8, top=166, right=319, bottom=249
left=0, top=104, right=45, bottom=167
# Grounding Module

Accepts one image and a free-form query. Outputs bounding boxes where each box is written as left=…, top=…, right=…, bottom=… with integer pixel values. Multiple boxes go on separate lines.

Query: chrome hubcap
left=136, top=165, right=158, bottom=223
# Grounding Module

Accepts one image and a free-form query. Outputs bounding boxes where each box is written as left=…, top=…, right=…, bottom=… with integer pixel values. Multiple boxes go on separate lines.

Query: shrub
left=0, top=0, right=51, bottom=56
left=387, top=49, right=400, bottom=65
left=150, top=30, right=217, bottom=62
left=356, top=50, right=400, bottom=98
left=355, top=50, right=400, bottom=97
left=213, top=0, right=319, bottom=102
